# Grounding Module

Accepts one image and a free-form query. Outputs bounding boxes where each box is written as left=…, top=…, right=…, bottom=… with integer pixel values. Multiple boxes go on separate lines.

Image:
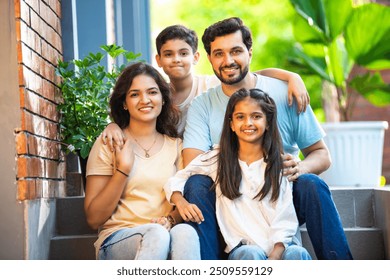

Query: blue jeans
left=292, top=174, right=353, bottom=259
left=183, top=174, right=353, bottom=260
left=228, top=244, right=312, bottom=260
left=183, top=175, right=224, bottom=260
left=98, top=223, right=200, bottom=260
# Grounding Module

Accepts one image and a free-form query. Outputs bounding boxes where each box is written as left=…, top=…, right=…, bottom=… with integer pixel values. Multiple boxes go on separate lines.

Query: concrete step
left=331, top=187, right=376, bottom=228
left=301, top=227, right=385, bottom=260
left=65, top=153, right=85, bottom=196
left=51, top=186, right=385, bottom=260
left=56, top=197, right=96, bottom=236
left=50, top=196, right=97, bottom=259
left=299, top=187, right=385, bottom=259
left=66, top=172, right=84, bottom=197
left=49, top=234, right=97, bottom=260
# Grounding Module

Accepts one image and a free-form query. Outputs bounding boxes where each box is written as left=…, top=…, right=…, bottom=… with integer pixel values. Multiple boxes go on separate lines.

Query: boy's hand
left=101, top=123, right=126, bottom=151
left=288, top=73, right=310, bottom=114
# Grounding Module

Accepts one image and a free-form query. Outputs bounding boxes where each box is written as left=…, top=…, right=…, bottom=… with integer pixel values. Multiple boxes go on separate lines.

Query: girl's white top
left=164, top=146, right=301, bottom=254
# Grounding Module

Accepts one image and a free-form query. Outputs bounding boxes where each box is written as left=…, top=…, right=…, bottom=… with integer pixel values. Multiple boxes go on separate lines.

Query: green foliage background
left=150, top=0, right=324, bottom=119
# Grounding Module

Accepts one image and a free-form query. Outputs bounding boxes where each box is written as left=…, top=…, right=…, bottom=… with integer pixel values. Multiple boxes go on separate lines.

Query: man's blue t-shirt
left=183, top=74, right=325, bottom=159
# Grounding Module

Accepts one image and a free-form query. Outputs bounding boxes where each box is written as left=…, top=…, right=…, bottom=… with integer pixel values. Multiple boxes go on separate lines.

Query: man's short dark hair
left=202, top=17, right=252, bottom=55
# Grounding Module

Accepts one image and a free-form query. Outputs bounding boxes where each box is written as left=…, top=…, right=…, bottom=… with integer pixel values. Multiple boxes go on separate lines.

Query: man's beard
left=214, top=64, right=249, bottom=85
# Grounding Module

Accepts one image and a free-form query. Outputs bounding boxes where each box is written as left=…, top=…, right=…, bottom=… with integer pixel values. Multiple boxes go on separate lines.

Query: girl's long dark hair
left=215, top=88, right=283, bottom=202
left=109, top=62, right=180, bottom=138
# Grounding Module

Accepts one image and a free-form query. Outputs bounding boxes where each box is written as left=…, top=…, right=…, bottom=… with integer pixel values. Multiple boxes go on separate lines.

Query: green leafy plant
left=288, top=0, right=390, bottom=121
left=56, top=44, right=141, bottom=158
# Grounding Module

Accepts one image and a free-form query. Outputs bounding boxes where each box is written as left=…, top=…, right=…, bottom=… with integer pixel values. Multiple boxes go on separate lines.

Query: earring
left=123, top=106, right=127, bottom=110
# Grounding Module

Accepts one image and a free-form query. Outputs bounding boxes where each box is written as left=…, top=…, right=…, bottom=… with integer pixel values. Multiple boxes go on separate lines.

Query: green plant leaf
left=290, top=0, right=352, bottom=42
left=345, top=3, right=390, bottom=70
left=349, top=72, right=390, bottom=107
left=124, top=51, right=142, bottom=61
left=101, top=44, right=126, bottom=59
left=292, top=14, right=326, bottom=44
left=56, top=44, right=141, bottom=158
left=80, top=144, right=90, bottom=159
left=326, top=37, right=353, bottom=88
left=289, top=0, right=327, bottom=34
left=289, top=0, right=390, bottom=121
left=323, top=0, right=352, bottom=41
left=292, top=46, right=330, bottom=82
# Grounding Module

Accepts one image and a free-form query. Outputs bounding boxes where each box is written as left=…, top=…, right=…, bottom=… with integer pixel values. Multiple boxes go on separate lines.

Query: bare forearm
left=268, top=243, right=285, bottom=260
left=298, top=139, right=331, bottom=175
left=182, top=148, right=203, bottom=167
left=85, top=174, right=127, bottom=229
left=300, top=146, right=331, bottom=175
left=257, top=68, right=298, bottom=82
left=257, top=68, right=309, bottom=113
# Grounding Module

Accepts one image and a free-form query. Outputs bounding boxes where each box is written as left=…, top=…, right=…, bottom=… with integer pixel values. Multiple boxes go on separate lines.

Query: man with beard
left=176, top=17, right=353, bottom=261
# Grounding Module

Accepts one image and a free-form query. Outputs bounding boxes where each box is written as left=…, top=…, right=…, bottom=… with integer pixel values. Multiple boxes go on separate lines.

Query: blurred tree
left=150, top=0, right=324, bottom=117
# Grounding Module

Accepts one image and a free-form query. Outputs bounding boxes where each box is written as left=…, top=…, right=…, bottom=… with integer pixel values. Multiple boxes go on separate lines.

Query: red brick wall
left=14, top=0, right=65, bottom=200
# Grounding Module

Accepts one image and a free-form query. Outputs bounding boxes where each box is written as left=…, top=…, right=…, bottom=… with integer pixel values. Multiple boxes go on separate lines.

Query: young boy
left=101, top=24, right=309, bottom=147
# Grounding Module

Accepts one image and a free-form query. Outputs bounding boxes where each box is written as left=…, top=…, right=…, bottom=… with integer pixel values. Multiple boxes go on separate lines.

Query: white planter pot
left=320, top=121, right=388, bottom=187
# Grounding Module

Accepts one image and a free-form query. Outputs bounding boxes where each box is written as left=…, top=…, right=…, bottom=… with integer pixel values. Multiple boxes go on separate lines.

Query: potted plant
left=288, top=0, right=390, bottom=186
left=56, top=44, right=141, bottom=184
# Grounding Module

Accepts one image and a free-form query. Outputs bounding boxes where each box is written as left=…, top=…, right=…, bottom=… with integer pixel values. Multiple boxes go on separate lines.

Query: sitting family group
left=84, top=17, right=353, bottom=260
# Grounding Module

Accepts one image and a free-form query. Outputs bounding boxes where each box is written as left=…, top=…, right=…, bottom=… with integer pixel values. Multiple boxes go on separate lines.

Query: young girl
left=84, top=62, right=200, bottom=260
left=164, top=88, right=311, bottom=260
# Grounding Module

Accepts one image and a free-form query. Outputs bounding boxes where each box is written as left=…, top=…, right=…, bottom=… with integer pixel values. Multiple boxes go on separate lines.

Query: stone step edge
left=51, top=234, right=97, bottom=240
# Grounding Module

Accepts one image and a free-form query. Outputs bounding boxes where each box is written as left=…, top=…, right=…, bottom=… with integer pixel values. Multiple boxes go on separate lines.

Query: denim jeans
left=292, top=174, right=353, bottom=259
left=183, top=174, right=353, bottom=260
left=228, top=244, right=312, bottom=260
left=98, top=223, right=200, bottom=260
left=183, top=175, right=224, bottom=260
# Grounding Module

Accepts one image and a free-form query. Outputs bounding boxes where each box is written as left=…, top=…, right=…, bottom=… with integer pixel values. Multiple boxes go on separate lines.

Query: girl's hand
left=115, top=138, right=134, bottom=175
left=101, top=123, right=126, bottom=151
left=268, top=243, right=285, bottom=260
left=175, top=198, right=204, bottom=224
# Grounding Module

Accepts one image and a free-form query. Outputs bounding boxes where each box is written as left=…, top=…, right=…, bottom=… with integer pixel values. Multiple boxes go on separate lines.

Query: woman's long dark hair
left=109, top=62, right=180, bottom=138
left=215, top=88, right=283, bottom=202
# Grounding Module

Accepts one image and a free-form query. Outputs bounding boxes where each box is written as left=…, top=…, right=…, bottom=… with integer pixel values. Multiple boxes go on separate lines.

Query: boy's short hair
left=155, top=25, right=198, bottom=55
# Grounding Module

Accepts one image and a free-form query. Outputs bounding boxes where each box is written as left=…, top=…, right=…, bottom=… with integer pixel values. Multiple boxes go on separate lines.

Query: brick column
left=15, top=0, right=66, bottom=200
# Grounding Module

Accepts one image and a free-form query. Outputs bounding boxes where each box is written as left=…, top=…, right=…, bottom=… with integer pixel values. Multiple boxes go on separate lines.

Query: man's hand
left=282, top=153, right=305, bottom=182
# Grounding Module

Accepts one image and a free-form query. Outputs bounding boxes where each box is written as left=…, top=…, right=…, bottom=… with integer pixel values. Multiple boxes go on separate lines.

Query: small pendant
left=145, top=152, right=150, bottom=158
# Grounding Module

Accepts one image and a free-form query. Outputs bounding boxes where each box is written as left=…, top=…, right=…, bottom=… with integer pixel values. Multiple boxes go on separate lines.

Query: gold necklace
left=128, top=130, right=158, bottom=158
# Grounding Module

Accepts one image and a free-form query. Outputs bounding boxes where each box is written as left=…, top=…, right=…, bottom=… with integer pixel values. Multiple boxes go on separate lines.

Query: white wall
left=0, top=0, right=25, bottom=259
